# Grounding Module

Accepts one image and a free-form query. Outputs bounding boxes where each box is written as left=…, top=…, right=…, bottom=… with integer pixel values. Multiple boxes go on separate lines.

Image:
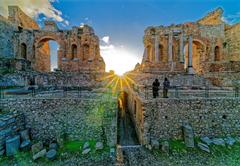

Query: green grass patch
left=169, top=139, right=187, bottom=153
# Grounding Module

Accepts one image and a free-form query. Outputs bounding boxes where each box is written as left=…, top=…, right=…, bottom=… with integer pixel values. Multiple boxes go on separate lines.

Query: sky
left=0, top=0, right=240, bottom=74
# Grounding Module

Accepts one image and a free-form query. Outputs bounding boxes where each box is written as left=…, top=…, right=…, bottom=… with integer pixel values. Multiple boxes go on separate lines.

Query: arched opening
left=21, top=43, right=27, bottom=59
left=214, top=46, right=220, bottom=61
left=159, top=44, right=164, bottom=61
left=147, top=45, right=153, bottom=62
left=184, top=40, right=205, bottom=72
left=35, top=38, right=60, bottom=72
left=71, top=44, right=77, bottom=59
left=83, top=44, right=89, bottom=61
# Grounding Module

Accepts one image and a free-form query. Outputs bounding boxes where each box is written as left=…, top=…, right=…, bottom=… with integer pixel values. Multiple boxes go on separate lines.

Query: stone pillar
left=155, top=35, right=159, bottom=63
left=179, top=33, right=184, bottom=63
left=142, top=48, right=148, bottom=63
left=188, top=35, right=195, bottom=74
left=168, top=33, right=173, bottom=62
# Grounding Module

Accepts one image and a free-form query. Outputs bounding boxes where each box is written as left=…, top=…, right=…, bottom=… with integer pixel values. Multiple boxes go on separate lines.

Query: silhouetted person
left=152, top=79, right=160, bottom=98
left=163, top=77, right=170, bottom=98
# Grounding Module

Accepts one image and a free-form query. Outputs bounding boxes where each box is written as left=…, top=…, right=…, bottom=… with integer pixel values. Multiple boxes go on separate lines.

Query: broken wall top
left=197, top=7, right=224, bottom=25
left=8, top=6, right=39, bottom=29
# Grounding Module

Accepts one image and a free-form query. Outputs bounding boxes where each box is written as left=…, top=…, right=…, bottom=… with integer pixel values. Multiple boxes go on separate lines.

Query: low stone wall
left=126, top=89, right=240, bottom=145
left=1, top=97, right=117, bottom=145
left=0, top=71, right=106, bottom=87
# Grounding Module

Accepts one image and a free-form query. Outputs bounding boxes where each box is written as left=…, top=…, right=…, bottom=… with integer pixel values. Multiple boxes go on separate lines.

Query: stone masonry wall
left=1, top=98, right=117, bottom=145
left=0, top=109, right=25, bottom=155
left=0, top=16, right=17, bottom=58
left=126, top=89, right=240, bottom=145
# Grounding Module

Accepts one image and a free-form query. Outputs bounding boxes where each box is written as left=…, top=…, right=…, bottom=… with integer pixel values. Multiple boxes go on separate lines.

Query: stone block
left=198, top=142, right=210, bottom=153
left=83, top=142, right=90, bottom=150
left=212, top=138, right=225, bottom=146
left=183, top=124, right=194, bottom=148
left=49, top=143, right=58, bottom=150
left=151, top=139, right=160, bottom=149
left=33, top=149, right=46, bottom=161
left=31, top=142, right=43, bottom=154
left=225, top=137, right=235, bottom=146
left=82, top=148, right=91, bottom=155
left=20, top=140, right=31, bottom=151
left=95, top=142, right=103, bottom=150
left=200, top=136, right=212, bottom=145
left=20, top=129, right=30, bottom=141
left=6, top=135, right=20, bottom=156
left=46, top=149, right=57, bottom=160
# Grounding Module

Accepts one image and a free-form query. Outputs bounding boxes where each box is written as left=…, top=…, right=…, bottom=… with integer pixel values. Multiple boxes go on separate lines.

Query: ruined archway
left=34, top=36, right=63, bottom=72
left=184, top=39, right=206, bottom=73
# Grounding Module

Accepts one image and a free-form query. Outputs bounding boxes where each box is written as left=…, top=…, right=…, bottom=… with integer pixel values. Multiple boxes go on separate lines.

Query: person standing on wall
left=163, top=77, right=170, bottom=98
left=152, top=79, right=160, bottom=98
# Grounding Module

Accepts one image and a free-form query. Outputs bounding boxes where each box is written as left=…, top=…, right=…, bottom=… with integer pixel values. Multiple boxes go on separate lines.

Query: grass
left=152, top=138, right=240, bottom=166
left=63, top=140, right=97, bottom=152
left=0, top=139, right=111, bottom=166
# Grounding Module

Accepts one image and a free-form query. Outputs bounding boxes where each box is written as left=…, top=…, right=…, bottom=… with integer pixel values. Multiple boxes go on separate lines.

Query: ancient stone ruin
left=0, top=5, right=239, bottom=166
left=0, top=6, right=105, bottom=73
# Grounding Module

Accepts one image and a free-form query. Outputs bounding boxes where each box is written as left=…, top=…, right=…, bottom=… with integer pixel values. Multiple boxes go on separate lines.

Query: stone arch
left=71, top=44, right=77, bottom=59
left=34, top=35, right=63, bottom=72
left=184, top=39, right=206, bottom=72
left=214, top=46, right=220, bottom=61
left=20, top=43, right=27, bottom=60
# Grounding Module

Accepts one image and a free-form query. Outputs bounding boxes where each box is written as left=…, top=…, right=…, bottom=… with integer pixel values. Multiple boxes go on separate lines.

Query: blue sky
left=47, top=0, right=240, bottom=73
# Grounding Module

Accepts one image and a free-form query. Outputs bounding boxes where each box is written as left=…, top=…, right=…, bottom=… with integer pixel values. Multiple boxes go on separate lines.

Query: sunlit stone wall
left=126, top=89, right=240, bottom=145
left=1, top=97, right=117, bottom=146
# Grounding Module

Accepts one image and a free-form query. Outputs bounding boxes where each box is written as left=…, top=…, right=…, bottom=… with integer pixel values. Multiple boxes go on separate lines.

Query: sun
left=101, top=46, right=141, bottom=76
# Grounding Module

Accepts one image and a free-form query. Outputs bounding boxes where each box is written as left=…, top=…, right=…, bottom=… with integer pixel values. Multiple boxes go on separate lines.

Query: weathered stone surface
left=20, top=129, right=30, bottom=141
left=46, top=149, right=57, bottom=160
left=6, top=136, right=20, bottom=156
left=31, top=142, right=43, bottom=154
left=225, top=137, right=236, bottom=146
left=200, top=136, right=212, bottom=145
left=83, top=142, right=90, bottom=150
left=32, top=149, right=47, bottom=160
left=0, top=6, right=105, bottom=73
left=82, top=148, right=91, bottom=155
left=151, top=139, right=159, bottom=149
left=2, top=98, right=117, bottom=144
left=198, top=142, right=210, bottom=153
left=212, top=138, right=225, bottom=146
left=183, top=124, right=195, bottom=148
left=49, top=143, right=58, bottom=150
left=95, top=142, right=103, bottom=150
left=20, top=140, right=31, bottom=151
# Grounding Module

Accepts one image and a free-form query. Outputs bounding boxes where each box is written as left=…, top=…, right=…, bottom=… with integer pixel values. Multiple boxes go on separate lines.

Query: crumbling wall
left=1, top=98, right=117, bottom=145
left=128, top=95, right=240, bottom=145
left=8, top=6, right=39, bottom=29
left=0, top=16, right=17, bottom=58
left=225, top=24, right=240, bottom=62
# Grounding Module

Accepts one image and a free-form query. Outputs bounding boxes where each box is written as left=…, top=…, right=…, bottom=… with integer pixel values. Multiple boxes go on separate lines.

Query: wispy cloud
left=102, top=36, right=110, bottom=44
left=222, top=12, right=240, bottom=25
left=0, top=0, right=68, bottom=24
